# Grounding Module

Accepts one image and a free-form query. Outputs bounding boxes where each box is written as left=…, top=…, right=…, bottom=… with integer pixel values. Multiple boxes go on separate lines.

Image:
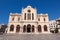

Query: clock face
left=28, top=10, right=31, bottom=12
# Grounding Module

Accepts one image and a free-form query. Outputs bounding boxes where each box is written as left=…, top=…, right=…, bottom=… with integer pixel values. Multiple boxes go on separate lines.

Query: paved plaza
left=0, top=33, right=60, bottom=40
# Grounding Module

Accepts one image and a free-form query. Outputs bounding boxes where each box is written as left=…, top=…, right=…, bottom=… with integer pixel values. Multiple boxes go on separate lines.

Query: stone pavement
left=0, top=33, right=60, bottom=40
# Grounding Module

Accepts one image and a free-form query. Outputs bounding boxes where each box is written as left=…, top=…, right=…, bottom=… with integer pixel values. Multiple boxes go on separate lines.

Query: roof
left=10, top=13, right=21, bottom=16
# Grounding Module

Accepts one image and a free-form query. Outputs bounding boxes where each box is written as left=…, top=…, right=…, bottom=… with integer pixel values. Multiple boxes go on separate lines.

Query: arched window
left=38, top=25, right=41, bottom=32
left=10, top=25, right=14, bottom=31
left=38, top=18, right=40, bottom=21
left=32, top=13, right=34, bottom=20
left=27, top=14, right=31, bottom=20
left=23, top=25, right=26, bottom=32
left=27, top=24, right=31, bottom=32
left=18, top=17, right=20, bottom=21
left=44, top=25, right=47, bottom=31
left=24, top=13, right=26, bottom=20
left=12, top=17, right=14, bottom=21
left=44, top=18, right=46, bottom=22
left=32, top=25, right=34, bottom=32
left=16, top=25, right=20, bottom=32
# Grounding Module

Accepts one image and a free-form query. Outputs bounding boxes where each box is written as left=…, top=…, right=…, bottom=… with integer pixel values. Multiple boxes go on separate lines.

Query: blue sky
left=0, top=0, right=60, bottom=24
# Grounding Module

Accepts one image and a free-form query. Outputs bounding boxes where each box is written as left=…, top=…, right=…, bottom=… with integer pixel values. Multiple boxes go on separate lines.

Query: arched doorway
left=32, top=25, right=34, bottom=32
left=27, top=24, right=31, bottom=32
left=16, top=25, right=20, bottom=33
left=23, top=25, right=26, bottom=32
left=10, top=25, right=14, bottom=31
left=44, top=25, right=47, bottom=31
left=38, top=25, right=42, bottom=32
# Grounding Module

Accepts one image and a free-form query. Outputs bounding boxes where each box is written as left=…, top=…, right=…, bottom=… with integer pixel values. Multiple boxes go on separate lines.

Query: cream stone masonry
left=7, top=6, right=50, bottom=34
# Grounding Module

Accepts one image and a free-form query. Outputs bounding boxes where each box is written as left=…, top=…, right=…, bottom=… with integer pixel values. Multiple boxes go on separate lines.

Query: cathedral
left=6, top=6, right=50, bottom=34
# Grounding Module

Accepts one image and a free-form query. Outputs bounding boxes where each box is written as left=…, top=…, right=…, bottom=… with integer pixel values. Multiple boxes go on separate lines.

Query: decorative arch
left=27, top=24, right=31, bottom=32
left=16, top=25, right=20, bottom=32
left=38, top=25, right=42, bottom=32
left=44, top=25, right=47, bottom=31
left=32, top=25, right=35, bottom=32
left=23, top=25, right=26, bottom=32
left=27, top=14, right=31, bottom=20
left=10, top=25, right=14, bottom=31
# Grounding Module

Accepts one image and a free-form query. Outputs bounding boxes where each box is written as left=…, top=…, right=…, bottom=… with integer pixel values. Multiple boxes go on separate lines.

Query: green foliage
left=0, top=25, right=7, bottom=34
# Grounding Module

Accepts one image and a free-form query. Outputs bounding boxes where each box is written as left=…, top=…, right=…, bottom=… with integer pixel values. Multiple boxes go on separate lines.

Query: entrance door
left=27, top=24, right=31, bottom=32
left=16, top=25, right=20, bottom=33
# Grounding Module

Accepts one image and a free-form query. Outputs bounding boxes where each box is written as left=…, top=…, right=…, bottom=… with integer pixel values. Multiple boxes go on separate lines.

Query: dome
left=27, top=5, right=31, bottom=8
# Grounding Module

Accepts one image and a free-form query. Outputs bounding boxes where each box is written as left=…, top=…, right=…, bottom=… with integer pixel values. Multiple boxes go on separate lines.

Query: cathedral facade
left=7, top=6, right=50, bottom=34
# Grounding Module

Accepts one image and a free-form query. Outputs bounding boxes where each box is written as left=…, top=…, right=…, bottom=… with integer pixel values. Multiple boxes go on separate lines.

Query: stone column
left=42, top=25, right=44, bottom=33
left=47, top=25, right=50, bottom=33
left=14, top=25, right=16, bottom=33
left=7, top=26, right=10, bottom=33
left=35, top=25, right=37, bottom=33
left=20, top=25, right=23, bottom=34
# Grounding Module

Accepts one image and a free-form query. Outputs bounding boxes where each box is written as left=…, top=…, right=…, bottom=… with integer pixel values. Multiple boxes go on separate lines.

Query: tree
left=0, top=24, right=7, bottom=34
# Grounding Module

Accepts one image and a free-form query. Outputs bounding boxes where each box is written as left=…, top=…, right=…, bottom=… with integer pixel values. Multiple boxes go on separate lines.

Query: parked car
left=50, top=28, right=59, bottom=33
